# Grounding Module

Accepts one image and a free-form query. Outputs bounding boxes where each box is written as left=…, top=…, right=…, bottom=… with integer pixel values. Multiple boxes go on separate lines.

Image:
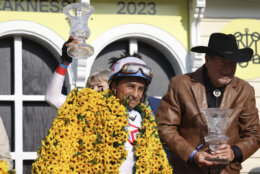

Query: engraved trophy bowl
left=63, top=2, right=94, bottom=59
left=201, top=108, right=233, bottom=164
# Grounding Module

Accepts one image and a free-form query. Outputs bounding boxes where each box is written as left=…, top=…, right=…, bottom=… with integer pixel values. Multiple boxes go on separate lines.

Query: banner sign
left=92, top=0, right=180, bottom=16
left=116, top=1, right=156, bottom=15
left=0, top=0, right=77, bottom=12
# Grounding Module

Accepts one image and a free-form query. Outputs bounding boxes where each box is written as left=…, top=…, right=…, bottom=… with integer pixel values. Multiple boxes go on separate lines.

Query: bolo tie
left=213, top=89, right=221, bottom=97
left=212, top=88, right=222, bottom=107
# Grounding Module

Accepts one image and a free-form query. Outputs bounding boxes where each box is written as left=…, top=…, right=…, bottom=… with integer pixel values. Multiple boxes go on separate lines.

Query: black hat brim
left=191, top=46, right=253, bottom=63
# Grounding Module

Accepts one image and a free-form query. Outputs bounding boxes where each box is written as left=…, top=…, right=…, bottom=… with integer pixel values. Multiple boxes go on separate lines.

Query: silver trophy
left=63, top=2, right=94, bottom=59
left=201, top=108, right=233, bottom=163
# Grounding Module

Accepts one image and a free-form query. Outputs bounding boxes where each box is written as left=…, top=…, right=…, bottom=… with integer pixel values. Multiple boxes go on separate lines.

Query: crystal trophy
left=201, top=108, right=233, bottom=164
left=63, top=2, right=94, bottom=59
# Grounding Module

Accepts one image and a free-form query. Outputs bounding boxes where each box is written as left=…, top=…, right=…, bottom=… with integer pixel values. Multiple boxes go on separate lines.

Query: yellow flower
left=0, top=160, right=9, bottom=173
left=32, top=88, right=172, bottom=173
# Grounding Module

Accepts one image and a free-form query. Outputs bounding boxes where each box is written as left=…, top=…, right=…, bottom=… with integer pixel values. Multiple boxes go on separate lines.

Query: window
left=0, top=36, right=70, bottom=172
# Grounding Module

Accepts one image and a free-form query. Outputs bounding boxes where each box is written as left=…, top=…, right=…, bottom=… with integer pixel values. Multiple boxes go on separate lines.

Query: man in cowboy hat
left=156, top=33, right=260, bottom=173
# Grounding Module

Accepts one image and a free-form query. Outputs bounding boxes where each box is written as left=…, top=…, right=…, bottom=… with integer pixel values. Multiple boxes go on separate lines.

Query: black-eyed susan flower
left=32, top=88, right=172, bottom=173
left=0, top=160, right=13, bottom=174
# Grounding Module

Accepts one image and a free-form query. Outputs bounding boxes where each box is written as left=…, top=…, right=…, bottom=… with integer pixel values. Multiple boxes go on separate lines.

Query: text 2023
left=117, top=2, right=156, bottom=15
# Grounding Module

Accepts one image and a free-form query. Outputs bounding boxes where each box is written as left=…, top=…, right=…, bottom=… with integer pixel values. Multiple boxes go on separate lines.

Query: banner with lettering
left=0, top=0, right=77, bottom=12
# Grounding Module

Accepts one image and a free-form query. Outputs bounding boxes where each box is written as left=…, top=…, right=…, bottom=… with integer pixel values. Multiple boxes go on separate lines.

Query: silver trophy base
left=205, top=157, right=230, bottom=164
left=67, top=44, right=94, bottom=59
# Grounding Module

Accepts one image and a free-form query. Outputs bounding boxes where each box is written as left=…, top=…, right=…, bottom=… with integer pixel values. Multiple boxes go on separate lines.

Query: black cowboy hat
left=191, top=33, right=253, bottom=62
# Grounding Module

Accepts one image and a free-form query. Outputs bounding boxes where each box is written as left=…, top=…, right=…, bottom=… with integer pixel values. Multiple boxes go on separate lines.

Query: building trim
left=78, top=23, right=188, bottom=87
left=189, top=0, right=206, bottom=71
left=0, top=20, right=74, bottom=88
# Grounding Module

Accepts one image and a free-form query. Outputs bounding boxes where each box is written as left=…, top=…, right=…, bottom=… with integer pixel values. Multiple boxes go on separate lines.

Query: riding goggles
left=120, top=63, right=153, bottom=79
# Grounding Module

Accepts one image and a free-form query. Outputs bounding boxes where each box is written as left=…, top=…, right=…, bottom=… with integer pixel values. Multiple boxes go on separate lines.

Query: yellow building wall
left=0, top=0, right=77, bottom=39
left=90, top=0, right=189, bottom=49
left=0, top=0, right=189, bottom=50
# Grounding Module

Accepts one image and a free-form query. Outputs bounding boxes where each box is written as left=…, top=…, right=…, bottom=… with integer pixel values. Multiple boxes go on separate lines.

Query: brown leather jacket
left=157, top=66, right=260, bottom=174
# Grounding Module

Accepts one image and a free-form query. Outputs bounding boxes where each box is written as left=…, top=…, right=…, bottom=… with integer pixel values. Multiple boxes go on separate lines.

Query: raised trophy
left=201, top=108, right=233, bottom=164
left=63, top=2, right=94, bottom=59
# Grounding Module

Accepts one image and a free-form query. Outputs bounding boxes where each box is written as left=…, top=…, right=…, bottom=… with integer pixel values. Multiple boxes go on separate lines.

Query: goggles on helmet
left=120, top=63, right=153, bottom=79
